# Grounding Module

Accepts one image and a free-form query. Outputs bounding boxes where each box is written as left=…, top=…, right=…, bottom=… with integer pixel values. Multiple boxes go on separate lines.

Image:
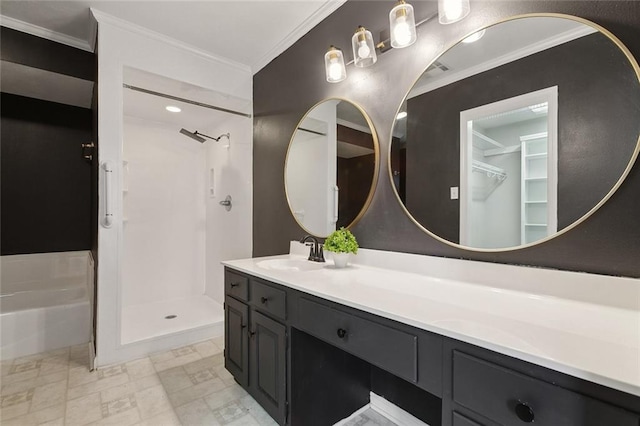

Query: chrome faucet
left=300, top=235, right=325, bottom=262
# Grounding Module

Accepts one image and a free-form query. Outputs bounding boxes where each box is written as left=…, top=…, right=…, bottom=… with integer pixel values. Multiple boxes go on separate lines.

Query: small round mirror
left=286, top=99, right=379, bottom=237
left=390, top=14, right=640, bottom=251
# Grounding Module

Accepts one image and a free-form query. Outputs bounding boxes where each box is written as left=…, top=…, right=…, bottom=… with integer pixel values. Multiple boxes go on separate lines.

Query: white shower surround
left=95, top=10, right=252, bottom=366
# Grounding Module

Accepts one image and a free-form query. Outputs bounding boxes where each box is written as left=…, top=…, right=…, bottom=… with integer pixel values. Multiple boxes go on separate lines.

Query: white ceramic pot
left=331, top=252, right=351, bottom=268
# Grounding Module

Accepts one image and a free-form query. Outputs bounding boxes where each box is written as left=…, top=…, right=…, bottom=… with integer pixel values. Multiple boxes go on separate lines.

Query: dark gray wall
left=254, top=1, right=640, bottom=277
left=404, top=32, right=640, bottom=243
left=1, top=27, right=96, bottom=256
left=1, top=94, right=93, bottom=255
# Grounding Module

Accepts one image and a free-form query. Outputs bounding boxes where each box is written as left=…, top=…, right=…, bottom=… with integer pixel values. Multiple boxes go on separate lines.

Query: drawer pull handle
left=260, top=297, right=269, bottom=304
left=336, top=328, right=347, bottom=339
left=249, top=330, right=256, bottom=337
left=515, top=402, right=535, bottom=423
left=230, top=282, right=239, bottom=288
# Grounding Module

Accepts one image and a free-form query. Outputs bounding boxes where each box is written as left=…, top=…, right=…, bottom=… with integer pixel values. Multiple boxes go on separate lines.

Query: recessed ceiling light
left=165, top=106, right=181, bottom=113
left=396, top=111, right=408, bottom=120
left=461, top=29, right=486, bottom=44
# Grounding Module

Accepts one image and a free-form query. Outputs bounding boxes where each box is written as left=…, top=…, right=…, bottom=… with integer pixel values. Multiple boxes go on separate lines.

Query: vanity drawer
left=453, top=351, right=639, bottom=426
left=225, top=269, right=249, bottom=301
left=298, top=297, right=418, bottom=383
left=251, top=279, right=286, bottom=320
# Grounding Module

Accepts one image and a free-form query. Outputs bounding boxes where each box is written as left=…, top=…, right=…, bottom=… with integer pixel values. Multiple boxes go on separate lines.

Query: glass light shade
left=389, top=0, right=417, bottom=48
left=438, top=0, right=470, bottom=24
left=351, top=26, right=377, bottom=68
left=324, top=46, right=347, bottom=83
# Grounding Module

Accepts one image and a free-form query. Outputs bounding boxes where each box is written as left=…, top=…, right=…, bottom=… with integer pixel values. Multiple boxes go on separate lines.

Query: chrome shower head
left=179, top=128, right=206, bottom=143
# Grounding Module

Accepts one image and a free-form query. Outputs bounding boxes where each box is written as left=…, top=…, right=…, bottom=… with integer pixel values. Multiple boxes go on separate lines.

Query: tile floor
left=0, top=337, right=276, bottom=426
left=343, top=409, right=398, bottom=426
left=1, top=338, right=397, bottom=426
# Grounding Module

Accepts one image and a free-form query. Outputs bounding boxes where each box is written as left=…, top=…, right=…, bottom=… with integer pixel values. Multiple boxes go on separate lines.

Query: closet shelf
left=525, top=153, right=548, bottom=159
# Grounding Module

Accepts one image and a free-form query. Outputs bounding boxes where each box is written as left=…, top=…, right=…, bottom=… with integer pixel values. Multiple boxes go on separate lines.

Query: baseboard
left=333, top=404, right=372, bottom=426
left=370, top=392, right=429, bottom=426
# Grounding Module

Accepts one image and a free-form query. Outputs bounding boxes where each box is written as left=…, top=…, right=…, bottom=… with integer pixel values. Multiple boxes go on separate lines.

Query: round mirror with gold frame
left=286, top=98, right=379, bottom=237
left=389, top=13, right=640, bottom=251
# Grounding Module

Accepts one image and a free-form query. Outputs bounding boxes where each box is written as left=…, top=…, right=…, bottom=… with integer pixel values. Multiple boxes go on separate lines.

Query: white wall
left=285, top=100, right=338, bottom=237
left=122, top=117, right=206, bottom=307
left=204, top=116, right=253, bottom=305
left=95, top=10, right=252, bottom=366
left=286, top=130, right=329, bottom=235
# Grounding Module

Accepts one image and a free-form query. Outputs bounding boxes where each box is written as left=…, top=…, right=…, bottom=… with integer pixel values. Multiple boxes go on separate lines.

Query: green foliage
left=323, top=228, right=358, bottom=254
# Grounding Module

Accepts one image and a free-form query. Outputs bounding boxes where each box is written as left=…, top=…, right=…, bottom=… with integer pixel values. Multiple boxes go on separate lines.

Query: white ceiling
left=0, top=0, right=345, bottom=72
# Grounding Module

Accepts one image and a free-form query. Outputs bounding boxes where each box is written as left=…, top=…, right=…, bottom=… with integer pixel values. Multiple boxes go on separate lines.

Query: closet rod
left=297, top=127, right=326, bottom=136
left=122, top=84, right=252, bottom=118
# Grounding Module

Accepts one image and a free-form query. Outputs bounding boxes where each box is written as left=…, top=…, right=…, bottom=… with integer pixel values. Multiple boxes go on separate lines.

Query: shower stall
left=96, top=59, right=252, bottom=366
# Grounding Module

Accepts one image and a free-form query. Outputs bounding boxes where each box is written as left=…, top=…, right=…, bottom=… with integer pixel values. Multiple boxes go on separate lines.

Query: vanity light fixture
left=461, top=29, right=485, bottom=44
left=165, top=105, right=181, bottom=113
left=389, top=0, right=417, bottom=48
left=325, top=45, right=347, bottom=83
left=438, top=0, right=470, bottom=24
left=324, top=0, right=473, bottom=83
left=352, top=26, right=377, bottom=67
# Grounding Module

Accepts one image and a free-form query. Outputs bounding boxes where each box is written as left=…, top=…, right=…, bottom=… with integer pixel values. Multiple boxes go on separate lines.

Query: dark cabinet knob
left=515, top=402, right=535, bottom=423
left=261, top=297, right=268, bottom=304
left=249, top=330, right=256, bottom=337
left=336, top=328, right=347, bottom=339
left=230, top=282, right=239, bottom=288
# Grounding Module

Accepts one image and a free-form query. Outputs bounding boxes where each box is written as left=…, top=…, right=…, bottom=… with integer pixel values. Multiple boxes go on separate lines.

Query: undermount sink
left=255, top=258, right=324, bottom=272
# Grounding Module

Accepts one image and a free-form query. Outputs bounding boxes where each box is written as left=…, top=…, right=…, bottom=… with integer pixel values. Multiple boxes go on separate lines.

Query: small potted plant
left=323, top=227, right=358, bottom=268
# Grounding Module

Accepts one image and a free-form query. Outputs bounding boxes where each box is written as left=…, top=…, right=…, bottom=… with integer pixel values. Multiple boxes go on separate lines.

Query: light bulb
left=443, top=0, right=463, bottom=21
left=324, top=45, right=346, bottom=82
left=357, top=40, right=370, bottom=59
left=438, top=0, right=470, bottom=24
left=329, top=60, right=342, bottom=81
left=393, top=18, right=412, bottom=47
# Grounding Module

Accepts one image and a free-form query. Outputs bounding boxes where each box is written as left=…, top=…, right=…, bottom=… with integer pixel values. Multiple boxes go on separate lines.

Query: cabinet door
left=225, top=296, right=249, bottom=387
left=250, top=310, right=287, bottom=425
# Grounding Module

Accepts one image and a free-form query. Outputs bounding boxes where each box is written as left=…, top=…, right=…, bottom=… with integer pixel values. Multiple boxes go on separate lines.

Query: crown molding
left=0, top=14, right=93, bottom=52
left=90, top=8, right=251, bottom=74
left=410, top=25, right=596, bottom=98
left=251, top=0, right=347, bottom=73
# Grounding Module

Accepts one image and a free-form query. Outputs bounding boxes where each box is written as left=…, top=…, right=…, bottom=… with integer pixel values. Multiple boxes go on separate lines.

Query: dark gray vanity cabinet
left=224, top=295, right=249, bottom=387
left=224, top=270, right=288, bottom=425
left=224, top=267, right=640, bottom=426
left=442, top=341, right=640, bottom=426
left=250, top=310, right=287, bottom=424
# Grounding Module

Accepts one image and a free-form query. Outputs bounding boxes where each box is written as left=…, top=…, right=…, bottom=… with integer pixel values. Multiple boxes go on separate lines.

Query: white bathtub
left=0, top=251, right=93, bottom=360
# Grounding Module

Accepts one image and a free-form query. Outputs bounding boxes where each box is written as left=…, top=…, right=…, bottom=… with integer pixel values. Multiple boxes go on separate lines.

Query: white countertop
left=222, top=247, right=640, bottom=397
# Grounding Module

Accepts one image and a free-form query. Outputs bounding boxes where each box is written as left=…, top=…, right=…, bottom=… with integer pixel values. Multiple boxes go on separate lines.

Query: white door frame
left=459, top=86, right=558, bottom=246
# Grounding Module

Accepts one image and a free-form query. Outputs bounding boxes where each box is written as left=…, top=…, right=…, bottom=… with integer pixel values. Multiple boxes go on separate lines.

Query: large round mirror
left=390, top=14, right=640, bottom=251
left=286, top=99, right=379, bottom=237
